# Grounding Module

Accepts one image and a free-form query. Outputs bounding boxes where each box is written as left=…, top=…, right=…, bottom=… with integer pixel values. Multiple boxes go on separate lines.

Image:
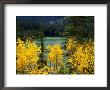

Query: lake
left=35, top=37, right=67, bottom=48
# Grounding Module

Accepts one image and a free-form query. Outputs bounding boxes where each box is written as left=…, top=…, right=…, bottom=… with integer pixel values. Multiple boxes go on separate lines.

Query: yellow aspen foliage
left=66, top=37, right=76, bottom=50
left=67, top=38, right=94, bottom=74
left=47, top=44, right=63, bottom=64
left=16, top=38, right=41, bottom=74
left=29, top=66, right=49, bottom=75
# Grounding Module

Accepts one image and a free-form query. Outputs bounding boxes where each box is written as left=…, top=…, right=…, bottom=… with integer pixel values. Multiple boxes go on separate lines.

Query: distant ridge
left=16, top=16, right=64, bottom=23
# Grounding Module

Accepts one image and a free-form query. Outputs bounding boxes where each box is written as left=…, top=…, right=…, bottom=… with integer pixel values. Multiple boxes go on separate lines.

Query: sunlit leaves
left=47, top=44, right=63, bottom=64
left=16, top=37, right=94, bottom=74
left=67, top=38, right=94, bottom=74
left=17, top=38, right=41, bottom=74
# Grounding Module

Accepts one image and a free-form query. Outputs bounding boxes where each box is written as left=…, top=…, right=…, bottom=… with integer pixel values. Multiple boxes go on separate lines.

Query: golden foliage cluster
left=47, top=44, right=63, bottom=64
left=47, top=44, right=63, bottom=72
left=16, top=37, right=94, bottom=74
left=67, top=38, right=94, bottom=74
left=16, top=38, right=49, bottom=74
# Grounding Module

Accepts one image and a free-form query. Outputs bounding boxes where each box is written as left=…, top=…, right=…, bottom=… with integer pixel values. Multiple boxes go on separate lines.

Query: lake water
left=35, top=37, right=67, bottom=48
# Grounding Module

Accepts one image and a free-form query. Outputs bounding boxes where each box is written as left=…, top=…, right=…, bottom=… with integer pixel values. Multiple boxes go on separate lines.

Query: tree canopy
left=16, top=16, right=94, bottom=41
